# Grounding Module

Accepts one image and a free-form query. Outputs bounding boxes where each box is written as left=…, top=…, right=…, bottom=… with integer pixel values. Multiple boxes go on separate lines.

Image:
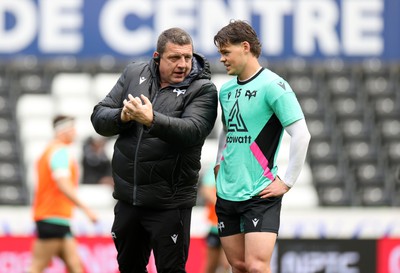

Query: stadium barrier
left=0, top=206, right=399, bottom=272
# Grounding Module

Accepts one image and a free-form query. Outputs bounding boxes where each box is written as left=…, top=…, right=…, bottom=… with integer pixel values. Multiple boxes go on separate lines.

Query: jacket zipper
left=132, top=88, right=160, bottom=205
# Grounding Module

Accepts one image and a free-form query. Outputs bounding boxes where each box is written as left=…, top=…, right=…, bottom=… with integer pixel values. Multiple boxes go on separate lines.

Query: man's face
left=218, top=42, right=247, bottom=76
left=157, top=42, right=193, bottom=87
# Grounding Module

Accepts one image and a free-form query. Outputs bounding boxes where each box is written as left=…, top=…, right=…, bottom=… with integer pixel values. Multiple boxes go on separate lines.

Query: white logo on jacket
left=139, top=77, right=147, bottom=84
left=173, top=88, right=186, bottom=96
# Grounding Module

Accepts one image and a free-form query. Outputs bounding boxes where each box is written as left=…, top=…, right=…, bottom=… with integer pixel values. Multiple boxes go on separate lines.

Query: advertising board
left=0, top=0, right=399, bottom=61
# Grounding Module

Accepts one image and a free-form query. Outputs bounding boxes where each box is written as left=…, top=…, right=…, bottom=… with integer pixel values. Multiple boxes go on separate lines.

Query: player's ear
left=242, top=41, right=251, bottom=53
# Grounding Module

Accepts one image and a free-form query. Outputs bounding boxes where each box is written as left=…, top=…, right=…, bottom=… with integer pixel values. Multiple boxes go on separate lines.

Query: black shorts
left=35, top=220, right=72, bottom=239
left=215, top=195, right=282, bottom=237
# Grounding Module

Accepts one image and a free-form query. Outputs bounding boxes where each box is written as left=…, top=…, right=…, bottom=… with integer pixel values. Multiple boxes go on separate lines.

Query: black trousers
left=111, top=201, right=192, bottom=273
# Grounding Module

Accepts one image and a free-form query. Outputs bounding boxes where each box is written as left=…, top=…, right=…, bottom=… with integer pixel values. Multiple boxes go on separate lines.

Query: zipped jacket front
left=91, top=53, right=218, bottom=209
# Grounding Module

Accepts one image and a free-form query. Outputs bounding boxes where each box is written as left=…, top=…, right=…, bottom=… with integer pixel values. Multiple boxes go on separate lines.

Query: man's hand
left=121, top=94, right=153, bottom=127
left=258, top=176, right=290, bottom=199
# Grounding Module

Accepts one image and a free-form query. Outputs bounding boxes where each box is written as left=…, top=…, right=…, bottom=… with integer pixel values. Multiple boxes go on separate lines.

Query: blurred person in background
left=91, top=27, right=218, bottom=272
left=81, top=136, right=113, bottom=186
left=213, top=20, right=311, bottom=273
left=29, top=115, right=98, bottom=273
left=200, top=166, right=231, bottom=273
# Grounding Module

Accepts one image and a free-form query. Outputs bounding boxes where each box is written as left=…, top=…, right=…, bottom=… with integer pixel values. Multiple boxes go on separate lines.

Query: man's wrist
left=145, top=112, right=155, bottom=128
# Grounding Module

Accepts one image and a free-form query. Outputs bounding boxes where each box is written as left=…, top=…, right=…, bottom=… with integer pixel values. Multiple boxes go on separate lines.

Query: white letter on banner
left=100, top=0, right=153, bottom=55
left=39, top=0, right=83, bottom=53
left=294, top=0, right=339, bottom=56
left=253, top=0, right=292, bottom=55
left=198, top=0, right=251, bottom=55
left=0, top=0, right=36, bottom=53
left=342, top=0, right=383, bottom=55
left=154, top=0, right=195, bottom=33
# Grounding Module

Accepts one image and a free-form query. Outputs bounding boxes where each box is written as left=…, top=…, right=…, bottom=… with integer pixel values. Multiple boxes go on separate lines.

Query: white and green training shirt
left=216, top=68, right=304, bottom=201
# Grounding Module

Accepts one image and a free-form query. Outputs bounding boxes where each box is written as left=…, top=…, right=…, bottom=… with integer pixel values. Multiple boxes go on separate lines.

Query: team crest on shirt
left=245, top=90, right=257, bottom=99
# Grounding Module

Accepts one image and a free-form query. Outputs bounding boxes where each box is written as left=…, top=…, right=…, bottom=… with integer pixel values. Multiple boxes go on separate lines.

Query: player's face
left=218, top=42, right=248, bottom=76
left=157, top=42, right=193, bottom=88
left=60, top=125, right=76, bottom=144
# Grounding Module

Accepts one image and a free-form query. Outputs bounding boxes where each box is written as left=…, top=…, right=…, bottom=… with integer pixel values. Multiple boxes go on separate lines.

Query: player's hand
left=258, top=176, right=290, bottom=199
left=83, top=207, right=98, bottom=224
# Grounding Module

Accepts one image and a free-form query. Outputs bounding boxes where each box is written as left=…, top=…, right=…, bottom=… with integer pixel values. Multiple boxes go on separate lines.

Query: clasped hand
left=121, top=94, right=153, bottom=127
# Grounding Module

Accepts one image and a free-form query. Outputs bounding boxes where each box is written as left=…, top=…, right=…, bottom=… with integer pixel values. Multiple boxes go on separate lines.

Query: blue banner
left=0, top=0, right=398, bottom=61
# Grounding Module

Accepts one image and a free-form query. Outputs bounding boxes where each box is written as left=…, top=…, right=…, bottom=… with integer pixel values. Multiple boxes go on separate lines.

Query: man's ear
left=153, top=52, right=160, bottom=64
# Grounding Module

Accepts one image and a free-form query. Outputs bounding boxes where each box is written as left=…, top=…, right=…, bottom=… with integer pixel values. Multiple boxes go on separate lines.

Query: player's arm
left=54, top=175, right=97, bottom=223
left=214, top=124, right=227, bottom=178
left=200, top=183, right=217, bottom=205
left=200, top=167, right=218, bottom=204
left=283, top=118, right=311, bottom=188
left=258, top=119, right=310, bottom=198
left=51, top=149, right=98, bottom=223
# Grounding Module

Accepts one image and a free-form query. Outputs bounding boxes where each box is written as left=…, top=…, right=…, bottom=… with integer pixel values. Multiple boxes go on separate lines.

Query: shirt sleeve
left=50, top=147, right=71, bottom=180
left=266, top=79, right=305, bottom=127
left=283, top=119, right=311, bottom=187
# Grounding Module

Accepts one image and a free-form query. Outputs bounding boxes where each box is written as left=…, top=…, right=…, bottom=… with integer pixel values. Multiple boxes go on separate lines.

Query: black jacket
left=91, top=53, right=218, bottom=209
